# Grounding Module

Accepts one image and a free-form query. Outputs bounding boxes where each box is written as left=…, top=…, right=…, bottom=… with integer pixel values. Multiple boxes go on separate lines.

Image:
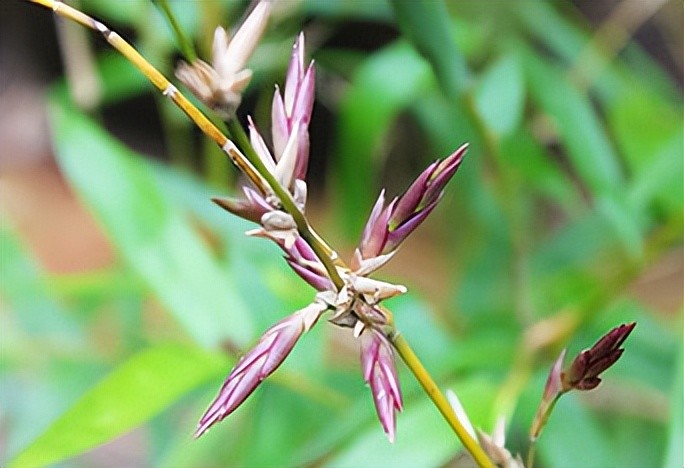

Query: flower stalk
left=391, top=332, right=494, bottom=468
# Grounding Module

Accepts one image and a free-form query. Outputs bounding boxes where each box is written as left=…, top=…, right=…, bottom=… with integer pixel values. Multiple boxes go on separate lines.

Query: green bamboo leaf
left=10, top=344, right=227, bottom=468
left=475, top=53, right=525, bottom=137
left=47, top=97, right=253, bottom=347
left=391, top=0, right=471, bottom=98
left=335, top=41, right=433, bottom=237
left=523, top=48, right=623, bottom=197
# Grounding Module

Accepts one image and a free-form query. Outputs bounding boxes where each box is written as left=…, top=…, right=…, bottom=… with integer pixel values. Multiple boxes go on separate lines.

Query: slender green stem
left=390, top=333, right=494, bottom=468
left=151, top=0, right=197, bottom=61
left=527, top=440, right=538, bottom=468
left=528, top=392, right=562, bottom=468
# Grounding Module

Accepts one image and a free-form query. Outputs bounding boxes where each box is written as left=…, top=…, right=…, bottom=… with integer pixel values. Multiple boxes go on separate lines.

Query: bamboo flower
left=354, top=143, right=468, bottom=273
left=195, top=300, right=326, bottom=438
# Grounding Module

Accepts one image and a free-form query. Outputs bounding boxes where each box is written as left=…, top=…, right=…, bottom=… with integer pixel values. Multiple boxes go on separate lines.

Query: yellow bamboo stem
left=391, top=333, right=494, bottom=468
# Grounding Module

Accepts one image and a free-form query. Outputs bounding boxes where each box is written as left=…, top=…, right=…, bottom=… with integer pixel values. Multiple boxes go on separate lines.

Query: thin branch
left=390, top=332, right=494, bottom=468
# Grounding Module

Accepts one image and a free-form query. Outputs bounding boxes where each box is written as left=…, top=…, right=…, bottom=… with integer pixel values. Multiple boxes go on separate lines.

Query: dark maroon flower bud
left=562, top=322, right=636, bottom=392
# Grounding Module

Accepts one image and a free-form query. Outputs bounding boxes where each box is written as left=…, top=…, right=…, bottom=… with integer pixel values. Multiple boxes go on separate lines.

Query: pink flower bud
left=360, top=329, right=403, bottom=442
left=195, top=302, right=325, bottom=438
left=212, top=187, right=272, bottom=224
left=357, top=144, right=467, bottom=262
left=272, top=32, right=315, bottom=182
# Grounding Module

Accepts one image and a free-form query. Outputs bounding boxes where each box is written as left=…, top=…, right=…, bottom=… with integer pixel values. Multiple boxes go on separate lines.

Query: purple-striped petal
left=284, top=32, right=305, bottom=115
left=286, top=259, right=333, bottom=291
left=292, top=62, right=315, bottom=126
left=248, top=116, right=276, bottom=171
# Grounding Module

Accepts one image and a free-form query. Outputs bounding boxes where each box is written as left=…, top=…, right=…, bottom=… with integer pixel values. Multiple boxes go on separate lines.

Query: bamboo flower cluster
left=187, top=11, right=466, bottom=441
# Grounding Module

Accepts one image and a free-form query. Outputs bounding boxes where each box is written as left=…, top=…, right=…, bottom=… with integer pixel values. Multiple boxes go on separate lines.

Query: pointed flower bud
left=176, top=1, right=272, bottom=118
left=360, top=329, right=403, bottom=442
left=530, top=323, right=636, bottom=441
left=357, top=144, right=468, bottom=262
left=272, top=33, right=315, bottom=182
left=212, top=186, right=272, bottom=224
left=562, top=322, right=636, bottom=391
left=195, top=300, right=327, bottom=438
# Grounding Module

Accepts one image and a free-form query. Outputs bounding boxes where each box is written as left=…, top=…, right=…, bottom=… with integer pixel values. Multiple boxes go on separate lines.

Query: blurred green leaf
left=411, top=87, right=481, bottom=157
left=391, top=0, right=470, bottom=98
left=327, top=378, right=496, bottom=467
left=302, top=0, right=393, bottom=21
left=664, top=340, right=683, bottom=468
left=335, top=41, right=433, bottom=236
left=48, top=97, right=253, bottom=347
left=628, top=134, right=684, bottom=219
left=515, top=2, right=678, bottom=101
left=523, top=48, right=623, bottom=197
left=499, top=130, right=580, bottom=211
left=10, top=344, right=227, bottom=468
left=475, top=53, right=525, bottom=137
left=0, top=224, right=85, bottom=348
left=595, top=195, right=644, bottom=259
left=608, top=85, right=684, bottom=217
left=537, top=393, right=613, bottom=467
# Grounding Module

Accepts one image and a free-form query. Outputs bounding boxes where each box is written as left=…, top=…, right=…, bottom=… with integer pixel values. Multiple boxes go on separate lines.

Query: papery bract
left=176, top=1, right=272, bottom=118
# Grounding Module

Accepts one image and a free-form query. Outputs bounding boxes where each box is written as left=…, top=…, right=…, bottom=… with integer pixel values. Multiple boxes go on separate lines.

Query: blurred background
left=1, top=0, right=682, bottom=466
